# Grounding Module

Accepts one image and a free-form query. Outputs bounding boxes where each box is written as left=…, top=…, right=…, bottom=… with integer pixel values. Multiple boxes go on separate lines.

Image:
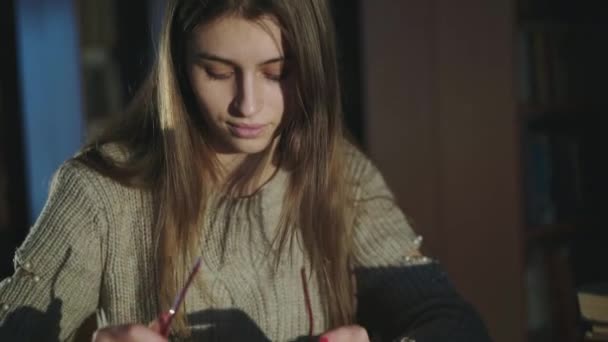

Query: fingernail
left=320, top=337, right=329, bottom=342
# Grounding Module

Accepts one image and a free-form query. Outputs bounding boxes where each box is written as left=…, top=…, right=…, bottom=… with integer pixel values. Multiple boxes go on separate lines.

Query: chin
left=229, top=138, right=274, bottom=155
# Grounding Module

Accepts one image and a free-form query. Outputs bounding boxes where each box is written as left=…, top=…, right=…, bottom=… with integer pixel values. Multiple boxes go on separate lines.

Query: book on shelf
left=579, top=283, right=608, bottom=322
left=579, top=282, right=608, bottom=341
left=78, top=0, right=122, bottom=135
left=549, top=32, right=569, bottom=106
left=593, top=325, right=608, bottom=336
left=524, top=131, right=555, bottom=226
left=523, top=124, right=584, bottom=229
left=525, top=246, right=554, bottom=336
left=589, top=324, right=608, bottom=337
left=518, top=29, right=534, bottom=103
left=549, top=134, right=583, bottom=223
left=79, top=0, right=116, bottom=48
left=526, top=243, right=579, bottom=340
left=586, top=329, right=608, bottom=341
left=517, top=26, right=570, bottom=108
left=532, top=30, right=551, bottom=106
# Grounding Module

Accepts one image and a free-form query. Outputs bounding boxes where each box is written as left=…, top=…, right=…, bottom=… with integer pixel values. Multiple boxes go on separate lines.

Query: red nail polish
left=320, top=337, right=329, bottom=342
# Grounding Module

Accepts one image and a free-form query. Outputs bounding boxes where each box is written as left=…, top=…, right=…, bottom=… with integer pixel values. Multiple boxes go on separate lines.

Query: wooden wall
left=360, top=1, right=526, bottom=341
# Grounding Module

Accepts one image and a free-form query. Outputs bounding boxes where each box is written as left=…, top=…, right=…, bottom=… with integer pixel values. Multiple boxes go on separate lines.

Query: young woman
left=0, top=0, right=491, bottom=341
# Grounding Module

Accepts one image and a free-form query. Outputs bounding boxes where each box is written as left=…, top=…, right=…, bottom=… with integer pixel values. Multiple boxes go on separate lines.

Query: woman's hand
left=92, top=320, right=167, bottom=342
left=320, top=325, right=370, bottom=342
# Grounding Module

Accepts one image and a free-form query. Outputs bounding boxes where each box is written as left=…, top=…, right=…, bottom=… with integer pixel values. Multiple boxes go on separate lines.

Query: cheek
left=190, top=78, right=233, bottom=118
left=265, top=84, right=286, bottom=116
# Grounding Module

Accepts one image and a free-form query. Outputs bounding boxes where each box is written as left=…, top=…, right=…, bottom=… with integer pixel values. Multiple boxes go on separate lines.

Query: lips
left=227, top=122, right=267, bottom=139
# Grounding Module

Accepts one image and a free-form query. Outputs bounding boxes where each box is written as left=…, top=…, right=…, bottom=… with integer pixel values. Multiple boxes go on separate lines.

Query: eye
left=261, top=63, right=288, bottom=82
left=204, top=66, right=234, bottom=80
left=263, top=72, right=283, bottom=81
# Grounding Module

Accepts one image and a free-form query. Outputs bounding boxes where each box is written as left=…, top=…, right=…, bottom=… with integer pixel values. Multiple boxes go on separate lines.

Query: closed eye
left=263, top=72, right=283, bottom=81
left=261, top=62, right=289, bottom=82
left=205, top=67, right=234, bottom=80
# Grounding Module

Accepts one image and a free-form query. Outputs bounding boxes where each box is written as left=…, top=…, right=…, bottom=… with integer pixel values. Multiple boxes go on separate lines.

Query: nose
left=234, top=72, right=263, bottom=117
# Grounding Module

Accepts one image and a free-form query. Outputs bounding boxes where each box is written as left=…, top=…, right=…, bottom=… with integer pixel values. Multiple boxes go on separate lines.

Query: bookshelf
left=526, top=223, right=576, bottom=244
left=77, top=0, right=122, bottom=136
left=518, top=0, right=608, bottom=341
left=76, top=0, right=154, bottom=137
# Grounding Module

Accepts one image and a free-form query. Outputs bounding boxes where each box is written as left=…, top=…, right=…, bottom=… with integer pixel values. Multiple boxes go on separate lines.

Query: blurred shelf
left=518, top=103, right=588, bottom=133
left=526, top=223, right=577, bottom=244
left=519, top=103, right=581, bottom=115
left=518, top=19, right=571, bottom=32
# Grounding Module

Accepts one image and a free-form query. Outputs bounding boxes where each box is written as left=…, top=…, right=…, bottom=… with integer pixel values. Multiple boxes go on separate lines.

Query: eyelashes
left=205, top=68, right=234, bottom=80
left=262, top=72, right=284, bottom=82
left=203, top=65, right=288, bottom=82
left=204, top=69, right=285, bottom=82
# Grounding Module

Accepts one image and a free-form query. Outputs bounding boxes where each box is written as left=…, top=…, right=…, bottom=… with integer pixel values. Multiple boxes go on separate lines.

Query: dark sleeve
left=355, top=263, right=492, bottom=341
left=349, top=151, right=491, bottom=341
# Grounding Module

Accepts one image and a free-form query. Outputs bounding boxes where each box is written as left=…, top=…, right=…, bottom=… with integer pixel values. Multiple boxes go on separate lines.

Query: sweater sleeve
left=0, top=161, right=105, bottom=341
left=349, top=153, right=491, bottom=342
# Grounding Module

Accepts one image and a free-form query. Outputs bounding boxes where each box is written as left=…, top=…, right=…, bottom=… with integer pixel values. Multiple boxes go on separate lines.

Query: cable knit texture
left=0, top=146, right=490, bottom=341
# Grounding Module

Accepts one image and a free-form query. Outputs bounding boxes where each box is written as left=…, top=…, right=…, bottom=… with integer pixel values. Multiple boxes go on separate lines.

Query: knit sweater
left=0, top=146, right=491, bottom=342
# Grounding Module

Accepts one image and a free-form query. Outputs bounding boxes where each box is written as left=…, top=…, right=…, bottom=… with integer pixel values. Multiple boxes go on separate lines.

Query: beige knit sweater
left=0, top=147, right=425, bottom=341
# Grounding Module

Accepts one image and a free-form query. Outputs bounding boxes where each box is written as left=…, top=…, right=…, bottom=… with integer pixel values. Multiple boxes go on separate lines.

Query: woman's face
left=187, top=15, right=288, bottom=158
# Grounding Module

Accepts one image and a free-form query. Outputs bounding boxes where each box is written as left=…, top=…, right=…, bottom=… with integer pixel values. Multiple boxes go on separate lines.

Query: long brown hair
left=78, top=0, right=355, bottom=336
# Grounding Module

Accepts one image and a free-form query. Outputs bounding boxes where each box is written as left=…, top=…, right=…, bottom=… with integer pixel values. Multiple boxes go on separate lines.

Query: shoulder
left=98, top=142, right=131, bottom=163
left=54, top=157, right=123, bottom=195
left=53, top=155, right=151, bottom=216
left=341, top=140, right=373, bottom=178
left=48, top=157, right=155, bottom=256
left=70, top=141, right=151, bottom=194
left=340, top=140, right=388, bottom=190
left=50, top=159, right=104, bottom=198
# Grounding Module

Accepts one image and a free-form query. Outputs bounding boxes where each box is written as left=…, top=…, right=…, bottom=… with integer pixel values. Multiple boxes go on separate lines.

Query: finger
left=93, top=325, right=131, bottom=341
left=320, top=325, right=370, bottom=342
left=148, top=319, right=161, bottom=332
left=127, top=325, right=168, bottom=342
left=93, top=324, right=168, bottom=342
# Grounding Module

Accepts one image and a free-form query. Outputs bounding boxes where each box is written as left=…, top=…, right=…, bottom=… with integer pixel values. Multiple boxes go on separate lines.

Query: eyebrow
left=195, top=52, right=286, bottom=67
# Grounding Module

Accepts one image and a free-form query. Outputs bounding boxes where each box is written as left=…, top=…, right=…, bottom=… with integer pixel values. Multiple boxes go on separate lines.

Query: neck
left=215, top=140, right=279, bottom=196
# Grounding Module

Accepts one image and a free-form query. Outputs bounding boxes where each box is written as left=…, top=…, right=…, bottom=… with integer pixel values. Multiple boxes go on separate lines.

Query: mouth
left=227, top=123, right=267, bottom=139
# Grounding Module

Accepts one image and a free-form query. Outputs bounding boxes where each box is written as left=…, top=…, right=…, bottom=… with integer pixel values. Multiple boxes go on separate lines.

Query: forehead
left=190, top=15, right=284, bottom=62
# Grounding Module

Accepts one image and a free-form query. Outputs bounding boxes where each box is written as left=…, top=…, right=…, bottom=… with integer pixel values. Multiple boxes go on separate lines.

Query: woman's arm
left=349, top=150, right=491, bottom=341
left=0, top=161, right=105, bottom=341
left=355, top=262, right=491, bottom=341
